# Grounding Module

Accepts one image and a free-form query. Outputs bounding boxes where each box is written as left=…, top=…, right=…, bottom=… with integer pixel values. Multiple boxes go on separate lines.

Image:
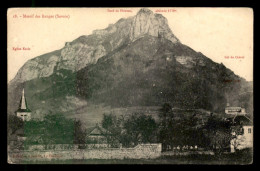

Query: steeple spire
left=21, top=88, right=26, bottom=109
left=17, top=88, right=31, bottom=112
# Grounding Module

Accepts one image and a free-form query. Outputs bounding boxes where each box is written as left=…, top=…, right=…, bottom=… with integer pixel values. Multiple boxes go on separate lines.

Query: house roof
left=233, top=115, right=253, bottom=126
left=86, top=124, right=112, bottom=136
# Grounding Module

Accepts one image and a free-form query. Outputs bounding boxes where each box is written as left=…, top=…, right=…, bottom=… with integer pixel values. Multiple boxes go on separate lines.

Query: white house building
left=225, top=103, right=247, bottom=115
left=225, top=103, right=253, bottom=152
left=15, top=88, right=32, bottom=121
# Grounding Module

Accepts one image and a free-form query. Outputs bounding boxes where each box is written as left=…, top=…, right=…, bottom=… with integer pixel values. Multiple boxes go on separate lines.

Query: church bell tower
left=15, top=88, right=32, bottom=121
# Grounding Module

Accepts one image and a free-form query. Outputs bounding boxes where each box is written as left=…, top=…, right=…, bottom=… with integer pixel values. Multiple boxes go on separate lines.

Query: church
left=15, top=88, right=31, bottom=121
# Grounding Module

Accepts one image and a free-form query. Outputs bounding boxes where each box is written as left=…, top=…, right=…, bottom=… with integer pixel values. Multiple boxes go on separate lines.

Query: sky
left=7, top=8, right=253, bottom=82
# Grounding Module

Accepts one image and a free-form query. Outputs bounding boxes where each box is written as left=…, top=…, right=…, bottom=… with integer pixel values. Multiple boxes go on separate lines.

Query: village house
left=230, top=115, right=253, bottom=152
left=225, top=103, right=247, bottom=116
left=85, top=124, right=109, bottom=144
left=85, top=124, right=121, bottom=148
left=225, top=103, right=253, bottom=152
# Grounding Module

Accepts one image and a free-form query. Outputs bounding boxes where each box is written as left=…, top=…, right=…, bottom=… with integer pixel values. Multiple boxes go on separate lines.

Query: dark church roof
left=16, top=108, right=31, bottom=113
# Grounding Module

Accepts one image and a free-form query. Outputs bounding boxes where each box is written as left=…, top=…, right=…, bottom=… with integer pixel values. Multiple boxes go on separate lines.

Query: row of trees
left=101, top=103, right=243, bottom=152
left=8, top=112, right=158, bottom=148
left=8, top=103, right=243, bottom=152
left=101, top=113, right=158, bottom=147
left=8, top=114, right=86, bottom=147
left=157, top=103, right=231, bottom=151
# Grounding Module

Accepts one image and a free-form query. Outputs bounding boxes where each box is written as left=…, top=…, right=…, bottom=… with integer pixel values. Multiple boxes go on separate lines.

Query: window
left=248, top=128, right=252, bottom=134
left=240, top=127, right=244, bottom=134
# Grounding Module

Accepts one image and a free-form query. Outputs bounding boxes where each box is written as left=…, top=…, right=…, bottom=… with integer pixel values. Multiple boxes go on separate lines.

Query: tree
left=8, top=115, right=24, bottom=135
left=230, top=124, right=247, bottom=152
left=174, top=116, right=199, bottom=146
left=24, top=119, right=45, bottom=145
left=73, top=119, right=86, bottom=145
left=101, top=113, right=158, bottom=147
left=123, top=113, right=158, bottom=147
left=202, top=115, right=232, bottom=152
left=24, top=114, right=74, bottom=146
left=101, top=113, right=123, bottom=147
left=231, top=134, right=247, bottom=152
left=158, top=103, right=176, bottom=150
left=8, top=115, right=24, bottom=149
left=102, top=113, right=122, bottom=135
left=179, top=114, right=213, bottom=147
left=43, top=114, right=74, bottom=144
left=158, top=103, right=173, bottom=122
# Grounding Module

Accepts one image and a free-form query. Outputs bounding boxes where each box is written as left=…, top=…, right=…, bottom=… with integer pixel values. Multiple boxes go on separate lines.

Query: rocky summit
left=8, top=8, right=253, bottom=120
left=10, top=8, right=179, bottom=84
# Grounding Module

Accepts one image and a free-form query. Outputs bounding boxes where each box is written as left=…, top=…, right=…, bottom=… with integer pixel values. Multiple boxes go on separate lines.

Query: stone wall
left=25, top=144, right=115, bottom=151
left=162, top=150, right=214, bottom=156
left=8, top=144, right=162, bottom=163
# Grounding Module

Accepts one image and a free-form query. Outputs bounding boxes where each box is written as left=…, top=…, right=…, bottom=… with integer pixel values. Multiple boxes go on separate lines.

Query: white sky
left=7, top=8, right=253, bottom=82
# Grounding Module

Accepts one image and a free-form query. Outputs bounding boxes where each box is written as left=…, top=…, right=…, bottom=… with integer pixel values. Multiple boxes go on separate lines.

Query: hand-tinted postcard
left=7, top=8, right=253, bottom=164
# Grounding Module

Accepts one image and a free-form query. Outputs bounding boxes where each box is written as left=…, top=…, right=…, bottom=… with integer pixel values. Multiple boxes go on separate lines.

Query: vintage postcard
left=7, top=7, right=253, bottom=164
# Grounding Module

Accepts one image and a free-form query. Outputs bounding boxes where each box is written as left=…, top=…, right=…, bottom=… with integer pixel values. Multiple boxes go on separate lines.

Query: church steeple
left=16, top=88, right=31, bottom=121
left=17, top=88, right=30, bottom=111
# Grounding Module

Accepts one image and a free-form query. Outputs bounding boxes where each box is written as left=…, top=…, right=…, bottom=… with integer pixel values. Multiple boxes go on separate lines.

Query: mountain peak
left=137, top=8, right=154, bottom=15
left=11, top=8, right=180, bottom=84
left=130, top=8, right=179, bottom=43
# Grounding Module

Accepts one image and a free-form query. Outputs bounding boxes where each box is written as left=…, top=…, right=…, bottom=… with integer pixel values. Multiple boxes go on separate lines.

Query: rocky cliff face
left=8, top=8, right=252, bottom=118
left=130, top=8, right=179, bottom=43
left=11, top=8, right=179, bottom=85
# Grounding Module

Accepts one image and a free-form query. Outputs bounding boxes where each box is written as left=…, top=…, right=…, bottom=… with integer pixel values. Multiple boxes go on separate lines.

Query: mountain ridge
left=8, top=8, right=253, bottom=120
left=10, top=8, right=179, bottom=85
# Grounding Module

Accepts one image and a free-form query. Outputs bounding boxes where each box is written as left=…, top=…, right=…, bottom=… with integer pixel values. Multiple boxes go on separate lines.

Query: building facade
left=225, top=103, right=247, bottom=115
left=227, top=111, right=253, bottom=152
